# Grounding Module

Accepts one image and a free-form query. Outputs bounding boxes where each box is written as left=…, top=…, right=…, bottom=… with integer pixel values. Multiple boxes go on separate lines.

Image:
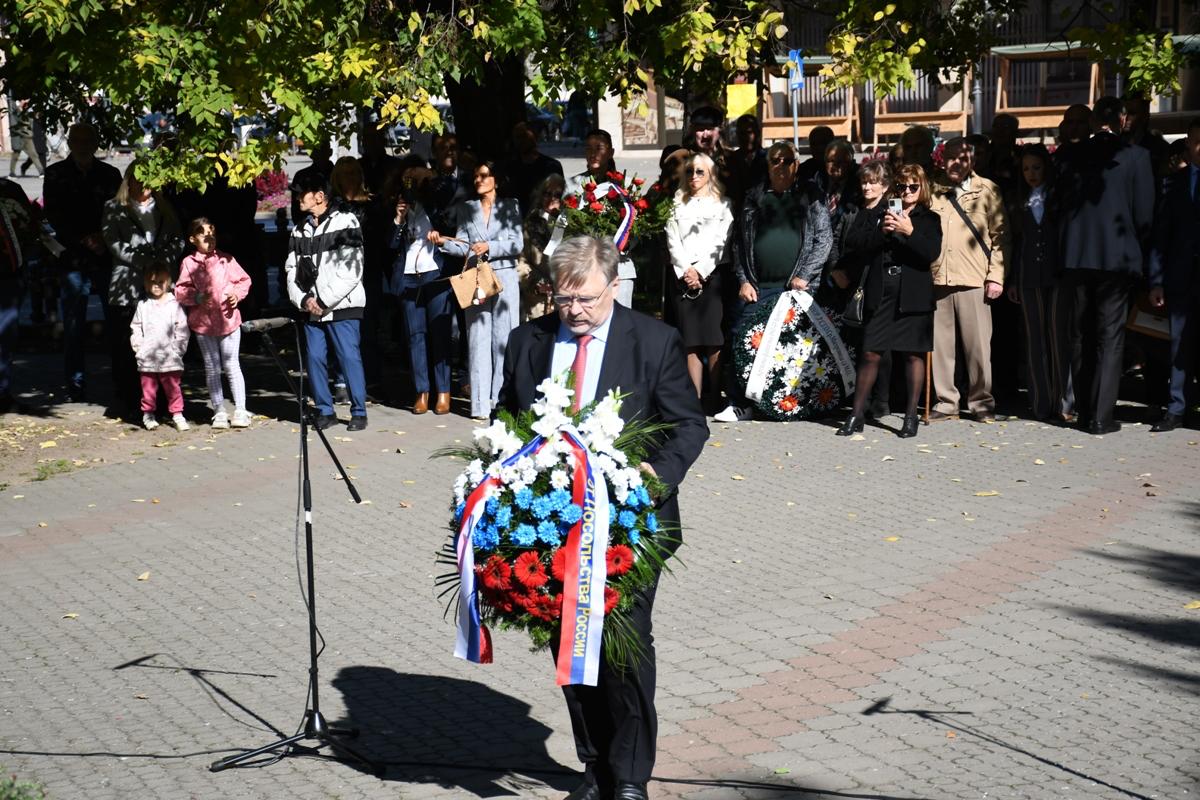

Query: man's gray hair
left=550, top=235, right=619, bottom=288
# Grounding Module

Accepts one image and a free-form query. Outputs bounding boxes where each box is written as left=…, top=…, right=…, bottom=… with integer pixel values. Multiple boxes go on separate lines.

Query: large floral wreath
left=731, top=291, right=856, bottom=421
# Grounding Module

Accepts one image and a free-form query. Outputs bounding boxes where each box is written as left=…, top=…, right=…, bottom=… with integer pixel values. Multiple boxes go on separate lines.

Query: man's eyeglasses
left=769, top=156, right=796, bottom=166
left=553, top=283, right=613, bottom=309
left=898, top=183, right=921, bottom=193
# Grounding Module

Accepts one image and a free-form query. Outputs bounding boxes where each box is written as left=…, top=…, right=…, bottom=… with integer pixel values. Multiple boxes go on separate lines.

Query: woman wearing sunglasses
left=664, top=152, right=734, bottom=407
left=837, top=162, right=942, bottom=438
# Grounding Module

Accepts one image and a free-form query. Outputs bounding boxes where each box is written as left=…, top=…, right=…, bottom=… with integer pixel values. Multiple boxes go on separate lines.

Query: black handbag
left=842, top=264, right=869, bottom=328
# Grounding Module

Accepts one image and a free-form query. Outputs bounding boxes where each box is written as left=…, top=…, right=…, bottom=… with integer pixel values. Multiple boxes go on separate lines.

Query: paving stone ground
left=2, top=349, right=1199, bottom=800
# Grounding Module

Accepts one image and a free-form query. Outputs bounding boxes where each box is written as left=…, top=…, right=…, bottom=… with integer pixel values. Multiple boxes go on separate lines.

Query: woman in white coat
left=435, top=160, right=524, bottom=419
left=665, top=152, right=734, bottom=404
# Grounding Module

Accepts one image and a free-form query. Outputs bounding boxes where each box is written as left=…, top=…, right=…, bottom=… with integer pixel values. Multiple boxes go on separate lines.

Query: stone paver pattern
left=2, top=386, right=1199, bottom=800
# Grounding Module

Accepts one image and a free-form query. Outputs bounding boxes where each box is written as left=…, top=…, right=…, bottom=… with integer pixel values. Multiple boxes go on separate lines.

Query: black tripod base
left=209, top=710, right=384, bottom=777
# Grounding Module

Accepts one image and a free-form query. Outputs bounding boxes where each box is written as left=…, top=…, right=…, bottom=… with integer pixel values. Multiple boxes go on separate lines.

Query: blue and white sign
left=788, top=49, right=805, bottom=90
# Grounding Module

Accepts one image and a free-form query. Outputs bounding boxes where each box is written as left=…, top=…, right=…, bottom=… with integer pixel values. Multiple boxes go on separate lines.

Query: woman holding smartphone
left=835, top=161, right=942, bottom=438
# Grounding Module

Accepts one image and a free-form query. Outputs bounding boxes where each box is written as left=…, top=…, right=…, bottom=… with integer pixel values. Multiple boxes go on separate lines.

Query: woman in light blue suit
left=436, top=160, right=524, bottom=418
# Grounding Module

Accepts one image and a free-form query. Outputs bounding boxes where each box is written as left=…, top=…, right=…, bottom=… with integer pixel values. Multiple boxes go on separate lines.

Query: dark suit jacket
left=1148, top=166, right=1200, bottom=299
left=843, top=203, right=942, bottom=314
left=1059, top=132, right=1155, bottom=276
left=498, top=303, right=709, bottom=530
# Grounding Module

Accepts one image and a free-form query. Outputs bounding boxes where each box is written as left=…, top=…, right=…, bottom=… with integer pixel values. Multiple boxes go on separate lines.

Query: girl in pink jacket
left=175, top=218, right=253, bottom=429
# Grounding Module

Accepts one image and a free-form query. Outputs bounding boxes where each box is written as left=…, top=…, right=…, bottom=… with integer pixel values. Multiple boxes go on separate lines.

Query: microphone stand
left=210, top=323, right=382, bottom=777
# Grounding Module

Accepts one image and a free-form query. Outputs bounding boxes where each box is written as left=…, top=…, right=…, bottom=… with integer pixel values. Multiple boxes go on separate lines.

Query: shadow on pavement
left=654, top=777, right=933, bottom=799
left=860, top=697, right=1155, bottom=800
left=329, top=666, right=577, bottom=797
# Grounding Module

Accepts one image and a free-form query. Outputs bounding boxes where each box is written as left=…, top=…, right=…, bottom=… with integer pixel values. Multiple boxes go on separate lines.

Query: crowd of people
left=1, top=95, right=1197, bottom=436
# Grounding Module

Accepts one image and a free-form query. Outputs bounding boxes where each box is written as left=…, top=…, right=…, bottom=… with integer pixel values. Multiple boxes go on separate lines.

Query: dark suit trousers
left=551, top=577, right=659, bottom=792
left=1062, top=270, right=1131, bottom=425
left=1167, top=294, right=1200, bottom=415
left=1018, top=286, right=1064, bottom=420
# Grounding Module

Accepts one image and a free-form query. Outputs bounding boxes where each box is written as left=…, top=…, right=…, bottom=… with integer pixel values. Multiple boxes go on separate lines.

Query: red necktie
left=570, top=334, right=594, bottom=412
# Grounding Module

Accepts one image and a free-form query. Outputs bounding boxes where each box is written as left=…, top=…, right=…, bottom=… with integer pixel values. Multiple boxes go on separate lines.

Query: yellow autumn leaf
left=731, top=474, right=745, bottom=481
left=974, top=490, right=1000, bottom=497
left=40, top=440, right=57, bottom=448
left=137, top=571, right=150, bottom=581
left=884, top=536, right=901, bottom=542
left=62, top=613, right=78, bottom=619
left=1184, top=600, right=1200, bottom=610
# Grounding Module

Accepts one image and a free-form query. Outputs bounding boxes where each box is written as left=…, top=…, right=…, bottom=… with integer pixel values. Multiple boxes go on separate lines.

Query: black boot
left=836, top=415, right=864, bottom=436
left=897, top=414, right=919, bottom=438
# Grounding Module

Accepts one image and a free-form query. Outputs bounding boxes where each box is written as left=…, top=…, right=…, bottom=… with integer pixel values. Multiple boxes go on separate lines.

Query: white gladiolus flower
left=550, top=469, right=570, bottom=490
left=532, top=375, right=574, bottom=414
left=466, top=459, right=485, bottom=484
left=532, top=411, right=569, bottom=440
left=474, top=419, right=523, bottom=456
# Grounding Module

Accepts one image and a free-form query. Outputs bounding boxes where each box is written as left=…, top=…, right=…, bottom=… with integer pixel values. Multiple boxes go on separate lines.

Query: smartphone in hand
left=887, top=198, right=903, bottom=215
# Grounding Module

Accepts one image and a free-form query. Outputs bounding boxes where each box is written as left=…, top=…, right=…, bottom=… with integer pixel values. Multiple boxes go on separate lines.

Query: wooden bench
left=759, top=54, right=859, bottom=144
left=873, top=71, right=971, bottom=145
left=992, top=42, right=1102, bottom=133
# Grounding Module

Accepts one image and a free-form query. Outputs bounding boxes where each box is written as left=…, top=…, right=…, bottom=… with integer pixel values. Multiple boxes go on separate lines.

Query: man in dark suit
left=499, top=236, right=708, bottom=800
left=1058, top=96, right=1155, bottom=434
left=1147, top=117, right=1200, bottom=432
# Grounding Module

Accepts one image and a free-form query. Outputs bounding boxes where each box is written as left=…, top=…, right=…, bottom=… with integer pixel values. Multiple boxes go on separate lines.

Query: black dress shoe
left=614, top=783, right=649, bottom=800
left=563, top=782, right=601, bottom=800
left=835, top=415, right=864, bottom=436
left=346, top=415, right=368, bottom=432
left=314, top=413, right=339, bottom=430
left=1151, top=413, right=1182, bottom=433
left=896, top=414, right=920, bottom=438
left=1087, top=419, right=1122, bottom=435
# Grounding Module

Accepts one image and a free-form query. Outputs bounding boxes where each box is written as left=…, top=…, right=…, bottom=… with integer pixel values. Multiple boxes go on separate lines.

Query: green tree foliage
left=0, top=0, right=786, bottom=188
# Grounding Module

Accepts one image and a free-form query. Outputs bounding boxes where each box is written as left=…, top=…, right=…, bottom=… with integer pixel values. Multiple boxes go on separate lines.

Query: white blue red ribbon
left=592, top=181, right=636, bottom=252
left=453, top=429, right=611, bottom=687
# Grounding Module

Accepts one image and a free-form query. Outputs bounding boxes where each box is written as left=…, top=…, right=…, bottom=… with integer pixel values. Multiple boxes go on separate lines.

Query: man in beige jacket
left=928, top=137, right=1010, bottom=422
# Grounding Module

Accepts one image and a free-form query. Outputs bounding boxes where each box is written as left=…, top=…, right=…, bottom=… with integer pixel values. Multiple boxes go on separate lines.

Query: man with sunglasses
left=928, top=136, right=1011, bottom=423
left=715, top=141, right=832, bottom=422
left=499, top=236, right=708, bottom=800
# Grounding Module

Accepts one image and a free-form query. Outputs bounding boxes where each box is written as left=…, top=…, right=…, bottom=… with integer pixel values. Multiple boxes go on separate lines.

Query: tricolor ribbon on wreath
left=454, top=427, right=612, bottom=686
left=544, top=181, right=637, bottom=257
left=745, top=290, right=857, bottom=403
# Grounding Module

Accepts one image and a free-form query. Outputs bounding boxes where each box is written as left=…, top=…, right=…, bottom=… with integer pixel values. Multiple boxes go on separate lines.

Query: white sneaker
left=142, top=413, right=159, bottom=431
left=172, top=414, right=190, bottom=431
left=211, top=410, right=231, bottom=429
left=230, top=409, right=252, bottom=428
left=713, top=404, right=753, bottom=423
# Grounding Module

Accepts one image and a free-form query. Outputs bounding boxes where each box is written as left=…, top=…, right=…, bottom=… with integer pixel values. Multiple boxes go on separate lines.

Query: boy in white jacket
left=130, top=265, right=191, bottom=430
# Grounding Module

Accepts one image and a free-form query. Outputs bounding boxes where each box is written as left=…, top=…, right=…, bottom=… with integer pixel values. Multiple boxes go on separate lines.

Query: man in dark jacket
left=1058, top=96, right=1155, bottom=434
left=42, top=122, right=123, bottom=401
left=1146, top=116, right=1200, bottom=432
left=0, top=178, right=39, bottom=411
left=714, top=141, right=832, bottom=422
left=499, top=235, right=707, bottom=800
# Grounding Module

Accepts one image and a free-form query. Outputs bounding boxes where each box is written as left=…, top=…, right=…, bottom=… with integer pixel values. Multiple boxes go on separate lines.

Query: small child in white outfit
left=130, top=265, right=191, bottom=430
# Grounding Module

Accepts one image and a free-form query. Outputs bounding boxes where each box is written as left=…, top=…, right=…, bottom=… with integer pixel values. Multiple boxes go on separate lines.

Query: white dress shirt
left=549, top=308, right=614, bottom=406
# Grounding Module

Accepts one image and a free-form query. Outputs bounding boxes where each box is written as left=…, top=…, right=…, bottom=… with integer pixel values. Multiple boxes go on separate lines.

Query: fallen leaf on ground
left=39, top=440, right=57, bottom=448
left=62, top=613, right=78, bottom=619
left=974, top=490, right=1000, bottom=497
left=134, top=693, right=149, bottom=700
left=883, top=536, right=901, bottom=542
left=137, top=571, right=150, bottom=581
left=1033, top=459, right=1045, bottom=465
left=1183, top=600, right=1200, bottom=610
left=399, top=501, right=413, bottom=509
left=881, top=455, right=895, bottom=462
left=946, top=731, right=957, bottom=738
left=774, top=768, right=791, bottom=775
left=731, top=474, right=745, bottom=480
left=37, top=522, right=47, bottom=528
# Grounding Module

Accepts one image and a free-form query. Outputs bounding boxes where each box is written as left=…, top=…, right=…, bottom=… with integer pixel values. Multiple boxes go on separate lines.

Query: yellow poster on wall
left=726, top=84, right=758, bottom=120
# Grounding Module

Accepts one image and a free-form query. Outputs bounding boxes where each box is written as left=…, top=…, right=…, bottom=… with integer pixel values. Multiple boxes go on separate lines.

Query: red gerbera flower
left=550, top=547, right=567, bottom=581
left=778, top=395, right=799, bottom=412
left=589, top=201, right=604, bottom=213
left=564, top=195, right=580, bottom=209
left=606, top=170, right=624, bottom=183
left=606, top=544, right=635, bottom=576
left=750, top=330, right=764, bottom=350
left=513, top=550, right=549, bottom=588
left=817, top=386, right=836, bottom=407
left=604, top=586, right=620, bottom=614
left=528, top=592, right=561, bottom=621
left=481, top=585, right=514, bottom=613
left=784, top=308, right=797, bottom=326
left=477, top=555, right=512, bottom=591
left=584, top=190, right=596, bottom=203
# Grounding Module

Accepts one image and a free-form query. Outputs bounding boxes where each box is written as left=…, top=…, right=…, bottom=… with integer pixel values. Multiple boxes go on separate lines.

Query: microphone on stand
left=241, top=317, right=295, bottom=333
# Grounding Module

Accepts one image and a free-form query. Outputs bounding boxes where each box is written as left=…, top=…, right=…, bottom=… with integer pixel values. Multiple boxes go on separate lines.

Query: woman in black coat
left=836, top=161, right=942, bottom=438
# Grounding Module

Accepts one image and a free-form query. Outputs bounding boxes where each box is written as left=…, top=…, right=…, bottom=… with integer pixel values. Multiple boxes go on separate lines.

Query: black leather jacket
left=733, top=180, right=832, bottom=290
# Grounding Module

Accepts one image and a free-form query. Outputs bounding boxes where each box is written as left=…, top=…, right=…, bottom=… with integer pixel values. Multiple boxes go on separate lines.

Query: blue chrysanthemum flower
left=475, top=524, right=500, bottom=551
left=531, top=495, right=553, bottom=520
left=618, top=510, right=637, bottom=529
left=628, top=529, right=641, bottom=546
left=536, top=520, right=562, bottom=546
left=494, top=505, right=513, bottom=529
left=548, top=488, right=572, bottom=511
left=646, top=512, right=658, bottom=533
left=455, top=502, right=466, bottom=521
left=485, top=497, right=499, bottom=516
left=559, top=504, right=583, bottom=525
left=511, top=523, right=538, bottom=546
left=636, top=486, right=652, bottom=507
left=514, top=488, right=534, bottom=509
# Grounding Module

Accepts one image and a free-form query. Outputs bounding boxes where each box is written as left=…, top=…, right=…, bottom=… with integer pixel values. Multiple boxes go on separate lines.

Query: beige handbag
left=446, top=239, right=503, bottom=310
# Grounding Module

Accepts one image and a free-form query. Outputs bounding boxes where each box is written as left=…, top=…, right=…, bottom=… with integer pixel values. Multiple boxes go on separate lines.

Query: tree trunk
left=444, top=56, right=526, bottom=163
